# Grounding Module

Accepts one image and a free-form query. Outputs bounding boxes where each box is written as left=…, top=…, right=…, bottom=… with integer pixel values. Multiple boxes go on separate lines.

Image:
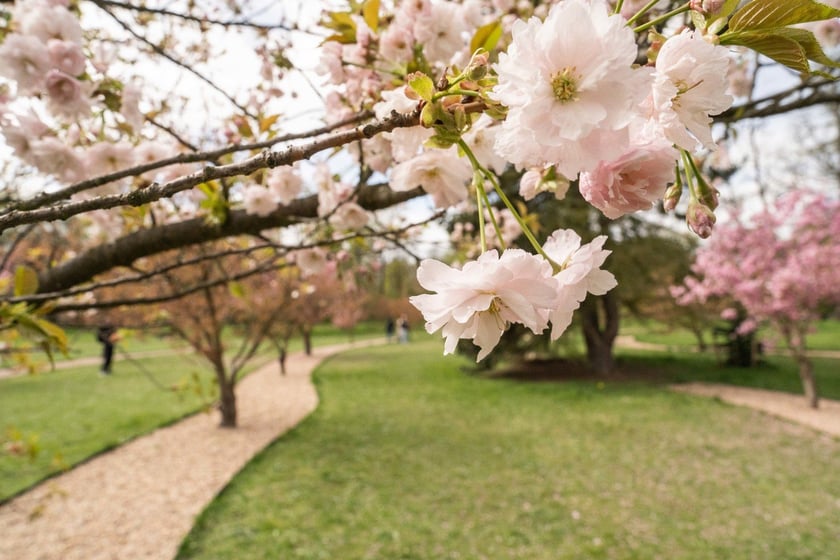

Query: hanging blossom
left=542, top=230, right=617, bottom=339
left=411, top=230, right=617, bottom=361
left=491, top=0, right=651, bottom=179
left=410, top=249, right=559, bottom=361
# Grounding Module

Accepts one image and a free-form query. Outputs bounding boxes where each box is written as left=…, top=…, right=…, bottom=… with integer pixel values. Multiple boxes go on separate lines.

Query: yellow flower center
left=551, top=68, right=580, bottom=103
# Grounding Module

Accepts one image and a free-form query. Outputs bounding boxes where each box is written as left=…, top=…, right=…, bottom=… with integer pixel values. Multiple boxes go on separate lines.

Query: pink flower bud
left=687, top=201, right=716, bottom=238
left=689, top=0, right=725, bottom=16
left=662, top=183, right=682, bottom=212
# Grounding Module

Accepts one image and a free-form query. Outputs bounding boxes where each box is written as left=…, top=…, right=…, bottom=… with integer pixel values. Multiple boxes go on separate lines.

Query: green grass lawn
left=628, top=319, right=840, bottom=352
left=177, top=339, right=840, bottom=560
left=614, top=349, right=840, bottom=401
left=0, top=324, right=380, bottom=502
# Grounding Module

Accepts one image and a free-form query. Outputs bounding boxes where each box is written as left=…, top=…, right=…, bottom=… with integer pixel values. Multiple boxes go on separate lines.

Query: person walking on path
left=96, top=325, right=120, bottom=375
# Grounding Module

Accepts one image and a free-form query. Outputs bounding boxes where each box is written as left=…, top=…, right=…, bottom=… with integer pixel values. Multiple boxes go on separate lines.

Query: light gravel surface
left=0, top=340, right=381, bottom=560
left=672, top=382, right=840, bottom=438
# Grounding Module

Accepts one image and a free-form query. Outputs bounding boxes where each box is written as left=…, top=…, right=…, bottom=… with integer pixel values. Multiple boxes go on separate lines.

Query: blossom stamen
left=551, top=68, right=580, bottom=103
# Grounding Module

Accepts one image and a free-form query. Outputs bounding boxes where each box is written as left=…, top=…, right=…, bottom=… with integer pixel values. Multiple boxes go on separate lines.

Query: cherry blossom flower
left=0, top=34, right=51, bottom=94
left=29, top=137, right=86, bottom=183
left=492, top=0, right=650, bottom=178
left=463, top=115, right=507, bottom=173
left=242, top=185, right=278, bottom=217
left=18, top=3, right=83, bottom=45
left=266, top=166, right=302, bottom=205
left=542, top=229, right=617, bottom=339
left=390, top=149, right=472, bottom=208
left=518, top=166, right=570, bottom=201
left=85, top=141, right=135, bottom=176
left=295, top=248, right=329, bottom=277
left=330, top=202, right=370, bottom=231
left=652, top=30, right=733, bottom=150
left=44, top=69, right=90, bottom=119
left=46, top=39, right=86, bottom=76
left=410, top=249, right=559, bottom=360
left=579, top=128, right=678, bottom=219
left=413, top=1, right=470, bottom=65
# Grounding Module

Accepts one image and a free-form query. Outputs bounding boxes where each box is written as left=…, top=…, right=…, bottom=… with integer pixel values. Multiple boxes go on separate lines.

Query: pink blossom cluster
left=411, top=229, right=616, bottom=360
left=673, top=190, right=840, bottom=336
left=494, top=0, right=731, bottom=218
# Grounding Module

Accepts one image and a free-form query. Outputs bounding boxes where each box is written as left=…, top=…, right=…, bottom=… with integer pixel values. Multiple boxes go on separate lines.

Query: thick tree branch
left=35, top=183, right=425, bottom=294
left=0, top=110, right=419, bottom=232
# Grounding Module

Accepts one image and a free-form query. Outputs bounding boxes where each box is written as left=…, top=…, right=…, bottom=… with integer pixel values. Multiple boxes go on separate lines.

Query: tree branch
left=34, top=183, right=425, bottom=294
left=90, top=0, right=294, bottom=31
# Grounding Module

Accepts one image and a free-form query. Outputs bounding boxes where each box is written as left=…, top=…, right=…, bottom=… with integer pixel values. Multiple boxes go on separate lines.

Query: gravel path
left=0, top=339, right=381, bottom=560
left=672, top=383, right=840, bottom=438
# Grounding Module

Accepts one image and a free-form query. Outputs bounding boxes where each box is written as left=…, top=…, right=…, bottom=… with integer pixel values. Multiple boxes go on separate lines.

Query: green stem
left=633, top=3, right=691, bottom=33
left=625, top=0, right=659, bottom=25
left=614, top=0, right=625, bottom=15
left=432, top=89, right=481, bottom=102
left=680, top=150, right=699, bottom=200
left=474, top=171, right=488, bottom=253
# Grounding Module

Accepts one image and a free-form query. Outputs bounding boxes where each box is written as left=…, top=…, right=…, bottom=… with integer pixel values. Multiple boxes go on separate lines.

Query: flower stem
left=633, top=3, right=690, bottom=33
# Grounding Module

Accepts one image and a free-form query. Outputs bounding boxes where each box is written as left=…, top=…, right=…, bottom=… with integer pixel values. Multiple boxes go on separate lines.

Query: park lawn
left=615, top=350, right=840, bottom=401
left=177, top=339, right=840, bottom=560
left=629, top=319, right=840, bottom=352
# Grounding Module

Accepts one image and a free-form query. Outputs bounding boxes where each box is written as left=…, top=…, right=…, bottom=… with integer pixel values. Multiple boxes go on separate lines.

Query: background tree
left=673, top=190, right=840, bottom=408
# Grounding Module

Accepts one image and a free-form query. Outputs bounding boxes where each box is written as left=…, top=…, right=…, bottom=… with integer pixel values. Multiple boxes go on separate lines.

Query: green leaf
left=721, top=27, right=840, bottom=74
left=362, top=0, right=379, bottom=33
left=228, top=281, right=245, bottom=298
left=13, top=266, right=38, bottom=297
left=469, top=20, right=503, bottom=54
left=407, top=72, right=435, bottom=102
left=728, top=0, right=840, bottom=32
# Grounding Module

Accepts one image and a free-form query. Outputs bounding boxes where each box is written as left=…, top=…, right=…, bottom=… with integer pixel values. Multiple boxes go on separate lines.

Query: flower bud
left=466, top=51, right=490, bottom=81
left=698, top=183, right=720, bottom=211
left=662, top=183, right=682, bottom=212
left=687, top=201, right=716, bottom=238
left=690, top=0, right=725, bottom=16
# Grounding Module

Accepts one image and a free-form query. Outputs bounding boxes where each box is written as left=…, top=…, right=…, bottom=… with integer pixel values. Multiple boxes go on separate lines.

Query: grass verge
left=177, top=339, right=840, bottom=560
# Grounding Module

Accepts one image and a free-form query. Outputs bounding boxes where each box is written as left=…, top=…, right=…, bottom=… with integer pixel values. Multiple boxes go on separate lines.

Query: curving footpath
left=0, top=339, right=382, bottom=560
left=672, top=383, right=840, bottom=438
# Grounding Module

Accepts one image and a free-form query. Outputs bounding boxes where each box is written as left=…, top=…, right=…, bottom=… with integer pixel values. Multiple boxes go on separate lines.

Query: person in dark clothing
left=96, top=325, right=119, bottom=375
left=385, top=317, right=395, bottom=343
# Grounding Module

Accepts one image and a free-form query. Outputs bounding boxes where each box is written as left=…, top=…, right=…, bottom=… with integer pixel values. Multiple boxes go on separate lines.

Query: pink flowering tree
left=1, top=0, right=840, bottom=418
left=672, top=190, right=840, bottom=408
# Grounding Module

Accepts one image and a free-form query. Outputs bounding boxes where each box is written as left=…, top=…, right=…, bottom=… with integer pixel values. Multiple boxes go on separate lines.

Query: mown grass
left=0, top=324, right=380, bottom=502
left=177, top=339, right=840, bottom=560
left=628, top=319, right=840, bottom=352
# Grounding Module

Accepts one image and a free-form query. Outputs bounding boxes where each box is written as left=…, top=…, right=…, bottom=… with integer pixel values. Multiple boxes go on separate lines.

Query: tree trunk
left=797, top=356, right=819, bottom=409
left=784, top=325, right=818, bottom=409
left=302, top=329, right=312, bottom=356
left=218, top=376, right=237, bottom=427
left=581, top=292, right=619, bottom=375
